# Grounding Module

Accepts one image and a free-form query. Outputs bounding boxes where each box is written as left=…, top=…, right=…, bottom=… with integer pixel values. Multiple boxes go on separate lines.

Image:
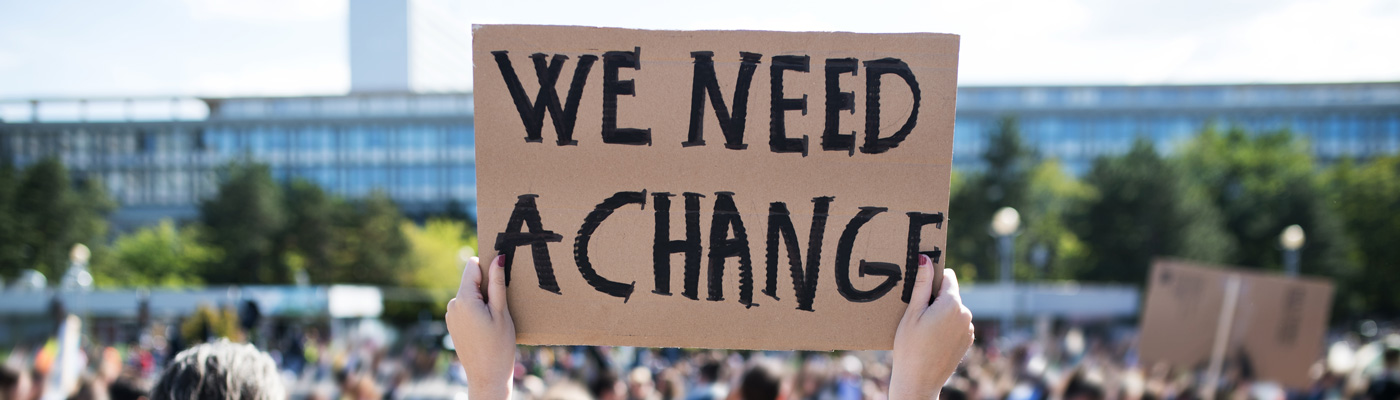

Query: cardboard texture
left=472, top=25, right=960, bottom=350
left=1138, top=259, right=1334, bottom=388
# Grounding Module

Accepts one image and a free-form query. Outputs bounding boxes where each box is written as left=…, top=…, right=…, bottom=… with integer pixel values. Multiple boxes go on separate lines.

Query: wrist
left=467, top=376, right=512, bottom=400
left=888, top=376, right=941, bottom=400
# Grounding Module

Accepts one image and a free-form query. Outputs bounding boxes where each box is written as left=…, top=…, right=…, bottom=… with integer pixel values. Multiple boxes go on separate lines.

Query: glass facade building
left=0, top=93, right=476, bottom=229
left=2, top=82, right=1398, bottom=229
left=954, top=82, right=1400, bottom=174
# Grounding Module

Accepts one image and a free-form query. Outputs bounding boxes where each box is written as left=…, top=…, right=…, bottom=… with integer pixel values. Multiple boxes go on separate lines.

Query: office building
left=4, top=82, right=1400, bottom=228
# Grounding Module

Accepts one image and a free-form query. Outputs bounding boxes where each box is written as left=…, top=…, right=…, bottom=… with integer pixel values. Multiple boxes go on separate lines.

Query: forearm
left=466, top=372, right=512, bottom=400
left=888, top=376, right=942, bottom=400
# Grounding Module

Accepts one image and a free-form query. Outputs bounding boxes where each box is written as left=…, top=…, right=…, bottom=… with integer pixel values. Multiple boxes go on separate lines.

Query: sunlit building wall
left=2, top=82, right=1399, bottom=229
left=954, top=82, right=1400, bottom=174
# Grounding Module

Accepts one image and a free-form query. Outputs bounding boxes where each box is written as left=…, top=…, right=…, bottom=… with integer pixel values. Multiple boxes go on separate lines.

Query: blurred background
left=1, top=1, right=1398, bottom=400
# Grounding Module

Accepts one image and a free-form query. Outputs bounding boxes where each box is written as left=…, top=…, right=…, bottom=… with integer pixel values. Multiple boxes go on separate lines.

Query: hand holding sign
left=890, top=255, right=974, bottom=400
left=445, top=256, right=516, bottom=400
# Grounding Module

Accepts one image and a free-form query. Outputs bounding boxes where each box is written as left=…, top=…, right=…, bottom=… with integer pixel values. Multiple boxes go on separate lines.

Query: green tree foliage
left=1177, top=127, right=1356, bottom=280
left=1020, top=160, right=1094, bottom=280
left=180, top=304, right=243, bottom=344
left=90, top=220, right=214, bottom=288
left=1325, top=156, right=1400, bottom=316
left=0, top=159, right=114, bottom=281
left=328, top=192, right=411, bottom=284
left=384, top=219, right=478, bottom=323
left=1075, top=138, right=1233, bottom=284
left=948, top=117, right=1036, bottom=281
left=278, top=179, right=340, bottom=284
left=200, top=163, right=287, bottom=284
left=0, top=162, right=21, bottom=277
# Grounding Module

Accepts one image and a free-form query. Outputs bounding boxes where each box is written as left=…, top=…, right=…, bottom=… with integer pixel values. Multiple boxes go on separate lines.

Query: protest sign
left=472, top=25, right=960, bottom=350
left=1139, top=259, right=1334, bottom=388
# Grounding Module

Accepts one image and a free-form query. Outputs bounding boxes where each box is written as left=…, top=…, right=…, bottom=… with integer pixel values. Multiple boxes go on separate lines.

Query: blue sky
left=1, top=0, right=1397, bottom=99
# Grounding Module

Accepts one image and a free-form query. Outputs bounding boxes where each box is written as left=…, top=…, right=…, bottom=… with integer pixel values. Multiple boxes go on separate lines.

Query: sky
left=0, top=0, right=1397, bottom=99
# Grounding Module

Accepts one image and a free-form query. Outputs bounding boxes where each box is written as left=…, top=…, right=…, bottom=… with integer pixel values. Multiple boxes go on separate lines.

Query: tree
left=200, top=163, right=287, bottom=284
left=948, top=117, right=1037, bottom=281
left=1325, top=156, right=1400, bottom=317
left=6, top=159, right=114, bottom=280
left=0, top=161, right=21, bottom=279
left=1075, top=138, right=1233, bottom=284
left=328, top=191, right=410, bottom=284
left=1019, top=160, right=1094, bottom=281
left=388, top=218, right=478, bottom=323
left=278, top=179, right=340, bottom=284
left=90, top=220, right=213, bottom=288
left=1176, top=127, right=1355, bottom=279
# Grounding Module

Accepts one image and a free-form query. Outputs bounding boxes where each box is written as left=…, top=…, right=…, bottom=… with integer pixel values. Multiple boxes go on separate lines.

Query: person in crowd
left=1, top=365, right=33, bottom=400
left=1369, top=348, right=1400, bottom=400
left=147, top=340, right=284, bottom=400
left=687, top=362, right=727, bottom=400
left=444, top=254, right=976, bottom=400
left=734, top=360, right=785, bottom=400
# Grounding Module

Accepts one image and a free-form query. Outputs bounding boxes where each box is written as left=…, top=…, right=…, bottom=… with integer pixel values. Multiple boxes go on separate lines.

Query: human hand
left=888, top=255, right=975, bottom=400
left=445, top=255, right=516, bottom=400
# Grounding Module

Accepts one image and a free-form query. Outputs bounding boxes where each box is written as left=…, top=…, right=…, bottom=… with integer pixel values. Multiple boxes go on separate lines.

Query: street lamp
left=62, top=243, right=93, bottom=291
left=991, top=207, right=1020, bottom=332
left=1280, top=225, right=1305, bottom=276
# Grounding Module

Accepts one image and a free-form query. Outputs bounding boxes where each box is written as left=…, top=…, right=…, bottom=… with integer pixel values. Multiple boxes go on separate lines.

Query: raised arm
left=888, top=254, right=976, bottom=400
left=445, top=255, right=517, bottom=400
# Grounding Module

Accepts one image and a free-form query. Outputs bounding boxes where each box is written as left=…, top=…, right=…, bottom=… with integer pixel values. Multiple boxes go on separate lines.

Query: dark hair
left=590, top=369, right=620, bottom=400
left=1064, top=375, right=1105, bottom=400
left=0, top=365, right=23, bottom=392
left=738, top=362, right=783, bottom=400
left=1385, top=348, right=1399, bottom=366
left=108, top=378, right=148, bottom=400
left=699, top=362, right=722, bottom=383
left=939, top=386, right=968, bottom=400
left=150, top=340, right=284, bottom=400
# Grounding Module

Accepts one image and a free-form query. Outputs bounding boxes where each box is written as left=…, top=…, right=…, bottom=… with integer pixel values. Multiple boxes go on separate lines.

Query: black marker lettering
left=765, top=197, right=834, bottom=311
left=823, top=58, right=858, bottom=155
left=575, top=191, right=645, bottom=301
left=601, top=47, right=651, bottom=145
left=901, top=212, right=945, bottom=304
left=685, top=51, right=762, bottom=150
left=835, top=207, right=900, bottom=302
left=653, top=192, right=705, bottom=299
left=491, top=51, right=596, bottom=145
left=769, top=55, right=810, bottom=156
left=493, top=194, right=564, bottom=293
left=861, top=58, right=921, bottom=154
left=707, top=192, right=755, bottom=306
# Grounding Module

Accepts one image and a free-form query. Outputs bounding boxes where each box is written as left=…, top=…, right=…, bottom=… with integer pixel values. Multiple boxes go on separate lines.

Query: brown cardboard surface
left=472, top=25, right=960, bottom=350
left=1139, top=259, right=1334, bottom=388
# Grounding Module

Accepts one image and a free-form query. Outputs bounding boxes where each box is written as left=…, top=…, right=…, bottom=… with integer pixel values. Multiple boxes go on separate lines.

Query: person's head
left=591, top=370, right=623, bottom=400
left=106, top=379, right=148, bottom=400
left=149, top=340, right=284, bottom=400
left=737, top=361, right=786, bottom=400
left=2, top=365, right=33, bottom=400
left=938, top=386, right=967, bottom=400
left=698, top=362, right=722, bottom=385
left=1063, top=375, right=1105, bottom=400
left=69, top=376, right=109, bottom=400
left=1384, top=348, right=1399, bottom=369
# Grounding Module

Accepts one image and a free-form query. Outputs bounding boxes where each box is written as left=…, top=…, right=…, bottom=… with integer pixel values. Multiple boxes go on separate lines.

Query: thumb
left=456, top=256, right=483, bottom=302
left=486, top=255, right=510, bottom=316
left=904, top=254, right=936, bottom=320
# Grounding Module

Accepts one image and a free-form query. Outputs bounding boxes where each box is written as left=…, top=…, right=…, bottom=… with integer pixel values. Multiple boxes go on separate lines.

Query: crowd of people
left=2, top=324, right=1399, bottom=400
left=0, top=255, right=1396, bottom=400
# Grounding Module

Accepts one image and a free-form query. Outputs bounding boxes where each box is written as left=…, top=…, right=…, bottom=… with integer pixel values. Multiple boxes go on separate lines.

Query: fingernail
left=919, top=254, right=930, bottom=266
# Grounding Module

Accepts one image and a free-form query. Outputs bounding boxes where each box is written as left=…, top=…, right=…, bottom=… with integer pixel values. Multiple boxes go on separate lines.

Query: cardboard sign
left=472, top=25, right=959, bottom=350
left=1138, top=259, right=1334, bottom=388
